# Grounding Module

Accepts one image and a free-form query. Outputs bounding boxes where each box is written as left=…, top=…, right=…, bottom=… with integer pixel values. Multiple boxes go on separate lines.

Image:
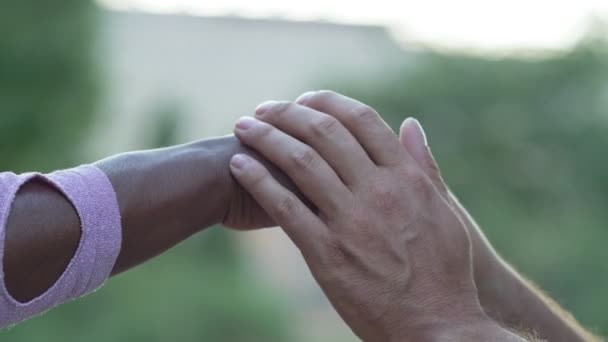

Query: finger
left=296, top=90, right=407, bottom=166
left=234, top=116, right=351, bottom=214
left=254, top=101, right=375, bottom=185
left=399, top=117, right=449, bottom=198
left=229, top=153, right=327, bottom=249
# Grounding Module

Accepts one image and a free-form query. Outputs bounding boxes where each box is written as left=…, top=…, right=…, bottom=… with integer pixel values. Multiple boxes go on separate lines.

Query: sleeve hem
left=0, top=165, right=122, bottom=327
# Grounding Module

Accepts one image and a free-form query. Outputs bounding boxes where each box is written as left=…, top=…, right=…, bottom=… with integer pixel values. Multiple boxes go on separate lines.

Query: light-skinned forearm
left=423, top=317, right=531, bottom=342
left=447, top=192, right=600, bottom=341
left=477, top=256, right=601, bottom=342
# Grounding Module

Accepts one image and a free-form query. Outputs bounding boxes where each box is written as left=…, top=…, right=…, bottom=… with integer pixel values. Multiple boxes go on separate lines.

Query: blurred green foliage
left=2, top=228, right=293, bottom=341
left=331, top=34, right=608, bottom=336
left=0, top=2, right=292, bottom=341
left=0, top=1, right=99, bottom=172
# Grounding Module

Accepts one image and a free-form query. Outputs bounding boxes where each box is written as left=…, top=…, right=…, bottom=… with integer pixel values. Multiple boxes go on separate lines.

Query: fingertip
left=400, top=117, right=427, bottom=146
left=398, top=118, right=409, bottom=146
left=400, top=118, right=447, bottom=192
left=230, top=154, right=251, bottom=172
left=235, top=116, right=258, bottom=131
left=400, top=117, right=428, bottom=159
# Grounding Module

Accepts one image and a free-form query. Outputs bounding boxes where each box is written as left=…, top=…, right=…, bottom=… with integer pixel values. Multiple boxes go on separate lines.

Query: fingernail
left=408, top=117, right=428, bottom=146
left=230, top=154, right=249, bottom=169
left=235, top=116, right=257, bottom=130
left=295, top=91, right=317, bottom=104
left=255, top=101, right=277, bottom=117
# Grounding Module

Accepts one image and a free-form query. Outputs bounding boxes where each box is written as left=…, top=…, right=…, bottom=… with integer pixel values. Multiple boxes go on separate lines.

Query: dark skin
left=3, top=94, right=598, bottom=341
left=4, top=136, right=298, bottom=302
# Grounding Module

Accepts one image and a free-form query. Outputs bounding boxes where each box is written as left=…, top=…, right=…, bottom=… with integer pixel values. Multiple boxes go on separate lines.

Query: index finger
left=229, top=153, right=328, bottom=253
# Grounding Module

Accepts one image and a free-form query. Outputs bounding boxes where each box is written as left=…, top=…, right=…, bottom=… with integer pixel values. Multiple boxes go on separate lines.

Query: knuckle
left=352, top=213, right=373, bottom=230
left=371, top=183, right=401, bottom=214
left=298, top=90, right=335, bottom=107
left=318, top=235, right=350, bottom=269
left=310, top=115, right=340, bottom=137
left=254, top=121, right=274, bottom=138
left=290, top=147, right=319, bottom=170
left=273, top=194, right=300, bottom=221
left=315, top=89, right=338, bottom=99
left=423, top=147, right=442, bottom=177
left=350, top=104, right=379, bottom=124
left=403, top=164, right=425, bottom=183
left=247, top=164, right=269, bottom=187
left=266, top=100, right=294, bottom=118
left=403, top=166, right=434, bottom=199
left=425, top=156, right=441, bottom=177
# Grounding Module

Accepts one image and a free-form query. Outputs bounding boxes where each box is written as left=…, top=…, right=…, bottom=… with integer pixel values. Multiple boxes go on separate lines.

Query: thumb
left=399, top=118, right=449, bottom=197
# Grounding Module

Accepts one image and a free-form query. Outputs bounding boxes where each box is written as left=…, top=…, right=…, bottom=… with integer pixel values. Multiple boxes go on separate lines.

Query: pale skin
left=230, top=90, right=601, bottom=341
left=398, top=99, right=600, bottom=342
left=3, top=90, right=601, bottom=340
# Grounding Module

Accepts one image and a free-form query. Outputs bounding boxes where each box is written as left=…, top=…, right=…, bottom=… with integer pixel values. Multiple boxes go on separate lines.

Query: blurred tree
left=329, top=31, right=608, bottom=336
left=0, top=1, right=99, bottom=172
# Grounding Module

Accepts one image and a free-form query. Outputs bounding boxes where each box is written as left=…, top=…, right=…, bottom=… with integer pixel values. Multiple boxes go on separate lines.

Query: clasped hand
left=228, top=91, right=502, bottom=341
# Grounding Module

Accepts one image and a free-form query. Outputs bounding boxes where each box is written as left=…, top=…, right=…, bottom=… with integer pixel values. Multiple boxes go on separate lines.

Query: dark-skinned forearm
left=4, top=180, right=82, bottom=303
left=4, top=136, right=247, bottom=302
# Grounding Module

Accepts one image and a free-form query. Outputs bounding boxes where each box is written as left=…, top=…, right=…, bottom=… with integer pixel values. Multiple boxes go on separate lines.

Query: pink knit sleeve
left=0, top=165, right=122, bottom=328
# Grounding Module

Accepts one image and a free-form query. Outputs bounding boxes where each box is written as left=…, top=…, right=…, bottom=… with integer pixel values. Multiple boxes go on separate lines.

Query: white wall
left=90, top=10, right=407, bottom=154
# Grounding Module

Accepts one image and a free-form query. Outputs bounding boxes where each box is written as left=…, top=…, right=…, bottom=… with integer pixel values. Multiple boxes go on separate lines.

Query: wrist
left=110, top=141, right=230, bottom=230
left=382, top=292, right=490, bottom=342
left=96, top=137, right=237, bottom=273
left=184, top=135, right=241, bottom=227
left=475, top=256, right=522, bottom=319
left=426, top=316, right=528, bottom=342
left=189, top=135, right=265, bottom=228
